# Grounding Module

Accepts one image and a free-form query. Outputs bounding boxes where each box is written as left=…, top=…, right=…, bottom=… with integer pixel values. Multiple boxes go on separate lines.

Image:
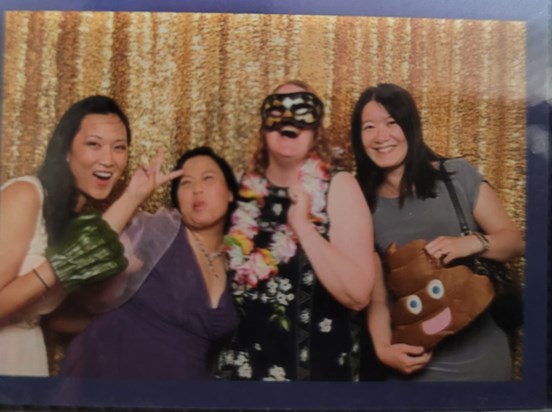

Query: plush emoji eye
left=427, top=279, right=445, bottom=300
left=405, top=295, right=423, bottom=315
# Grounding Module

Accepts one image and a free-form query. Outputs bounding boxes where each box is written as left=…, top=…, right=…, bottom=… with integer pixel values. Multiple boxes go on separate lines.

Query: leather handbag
left=440, top=161, right=523, bottom=333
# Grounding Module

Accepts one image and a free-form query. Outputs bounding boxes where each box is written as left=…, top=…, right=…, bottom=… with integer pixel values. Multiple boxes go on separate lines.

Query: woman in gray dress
left=350, top=83, right=524, bottom=381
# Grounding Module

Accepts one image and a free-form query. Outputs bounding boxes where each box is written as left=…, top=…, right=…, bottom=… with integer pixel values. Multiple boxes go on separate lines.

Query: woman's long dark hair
left=170, top=146, right=239, bottom=233
left=351, top=83, right=446, bottom=210
left=37, top=95, right=131, bottom=246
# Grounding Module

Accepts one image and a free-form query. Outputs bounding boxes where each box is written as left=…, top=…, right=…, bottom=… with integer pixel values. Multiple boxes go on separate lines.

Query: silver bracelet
left=473, top=232, right=490, bottom=253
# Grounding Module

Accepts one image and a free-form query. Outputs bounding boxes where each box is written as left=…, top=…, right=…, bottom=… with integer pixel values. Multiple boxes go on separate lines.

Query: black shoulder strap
left=440, top=160, right=471, bottom=236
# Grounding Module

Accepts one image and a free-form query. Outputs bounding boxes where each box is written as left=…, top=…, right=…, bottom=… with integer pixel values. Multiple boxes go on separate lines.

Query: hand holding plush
left=385, top=240, right=494, bottom=349
left=46, top=213, right=128, bottom=293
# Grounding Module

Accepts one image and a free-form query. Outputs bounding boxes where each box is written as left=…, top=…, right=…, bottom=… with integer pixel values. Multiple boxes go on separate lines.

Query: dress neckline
left=182, top=224, right=227, bottom=310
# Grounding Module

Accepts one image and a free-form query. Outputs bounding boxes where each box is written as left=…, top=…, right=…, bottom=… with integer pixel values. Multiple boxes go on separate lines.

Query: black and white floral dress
left=218, top=157, right=360, bottom=381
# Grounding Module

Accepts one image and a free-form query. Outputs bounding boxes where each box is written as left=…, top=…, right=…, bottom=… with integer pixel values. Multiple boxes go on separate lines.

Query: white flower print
left=337, top=352, right=347, bottom=366
left=300, top=309, right=310, bottom=324
left=235, top=352, right=249, bottom=366
left=238, top=364, right=253, bottom=378
left=302, top=271, right=314, bottom=285
left=259, top=277, right=295, bottom=307
left=272, top=203, right=283, bottom=216
left=300, top=348, right=309, bottom=363
left=262, top=365, right=289, bottom=381
left=319, top=318, right=333, bottom=333
left=222, top=351, right=234, bottom=365
left=254, top=343, right=262, bottom=351
left=276, top=292, right=291, bottom=306
left=279, top=278, right=292, bottom=292
left=266, top=278, right=278, bottom=295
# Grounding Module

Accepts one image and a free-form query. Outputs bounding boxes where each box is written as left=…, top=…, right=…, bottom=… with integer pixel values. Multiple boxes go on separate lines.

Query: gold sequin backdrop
left=1, top=11, right=526, bottom=376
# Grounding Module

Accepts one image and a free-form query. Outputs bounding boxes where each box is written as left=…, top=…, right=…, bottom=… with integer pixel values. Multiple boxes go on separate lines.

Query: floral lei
left=225, top=155, right=330, bottom=290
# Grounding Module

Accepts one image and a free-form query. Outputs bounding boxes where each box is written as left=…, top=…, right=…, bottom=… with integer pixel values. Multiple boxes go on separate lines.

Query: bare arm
left=425, top=182, right=524, bottom=264
left=74, top=151, right=183, bottom=311
left=367, top=253, right=431, bottom=374
left=288, top=172, right=375, bottom=310
left=0, top=182, right=62, bottom=325
left=0, top=151, right=182, bottom=325
left=103, top=150, right=184, bottom=233
left=472, top=182, right=524, bottom=260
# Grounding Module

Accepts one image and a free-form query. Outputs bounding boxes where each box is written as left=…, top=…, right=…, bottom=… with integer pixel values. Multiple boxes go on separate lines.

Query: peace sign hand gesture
left=126, top=149, right=184, bottom=205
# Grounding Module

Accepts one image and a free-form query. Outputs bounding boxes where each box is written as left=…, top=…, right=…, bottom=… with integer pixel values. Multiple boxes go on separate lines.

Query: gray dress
left=373, top=158, right=512, bottom=381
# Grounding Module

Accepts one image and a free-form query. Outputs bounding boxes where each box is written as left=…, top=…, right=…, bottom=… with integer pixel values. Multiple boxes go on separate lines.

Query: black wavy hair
left=170, top=146, right=239, bottom=232
left=350, top=83, right=446, bottom=210
left=37, top=95, right=131, bottom=246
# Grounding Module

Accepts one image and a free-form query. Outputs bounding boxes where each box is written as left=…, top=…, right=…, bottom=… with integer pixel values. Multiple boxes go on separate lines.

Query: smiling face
left=177, top=155, right=233, bottom=231
left=67, top=113, right=129, bottom=206
left=361, top=100, right=408, bottom=173
left=264, top=83, right=315, bottom=165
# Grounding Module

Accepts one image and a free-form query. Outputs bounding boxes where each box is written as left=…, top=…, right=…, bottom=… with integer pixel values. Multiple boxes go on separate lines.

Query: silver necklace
left=190, top=231, right=224, bottom=278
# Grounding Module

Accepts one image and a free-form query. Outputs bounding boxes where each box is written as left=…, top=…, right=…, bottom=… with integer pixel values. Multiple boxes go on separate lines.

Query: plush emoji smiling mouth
left=422, top=307, right=452, bottom=335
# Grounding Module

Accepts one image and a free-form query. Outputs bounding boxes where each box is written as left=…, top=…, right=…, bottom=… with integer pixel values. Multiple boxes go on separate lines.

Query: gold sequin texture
left=1, top=11, right=526, bottom=378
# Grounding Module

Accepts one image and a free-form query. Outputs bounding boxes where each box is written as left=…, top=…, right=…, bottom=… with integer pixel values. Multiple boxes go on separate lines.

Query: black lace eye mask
left=260, top=91, right=324, bottom=132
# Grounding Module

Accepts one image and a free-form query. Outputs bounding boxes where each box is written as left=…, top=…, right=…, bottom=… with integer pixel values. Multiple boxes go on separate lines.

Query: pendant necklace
left=190, top=231, right=224, bottom=278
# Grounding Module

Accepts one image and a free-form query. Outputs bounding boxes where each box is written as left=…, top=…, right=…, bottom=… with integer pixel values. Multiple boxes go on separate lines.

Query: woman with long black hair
left=351, top=83, right=524, bottom=380
left=0, top=96, right=131, bottom=376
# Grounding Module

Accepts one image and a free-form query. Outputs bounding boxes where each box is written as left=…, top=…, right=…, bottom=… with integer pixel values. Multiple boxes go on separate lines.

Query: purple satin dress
left=60, top=225, right=238, bottom=380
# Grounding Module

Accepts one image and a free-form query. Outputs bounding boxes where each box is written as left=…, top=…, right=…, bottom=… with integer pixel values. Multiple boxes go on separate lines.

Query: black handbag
left=440, top=161, right=523, bottom=333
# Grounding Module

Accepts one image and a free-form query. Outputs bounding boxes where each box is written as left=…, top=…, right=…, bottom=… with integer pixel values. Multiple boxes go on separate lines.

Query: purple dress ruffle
left=59, top=224, right=238, bottom=380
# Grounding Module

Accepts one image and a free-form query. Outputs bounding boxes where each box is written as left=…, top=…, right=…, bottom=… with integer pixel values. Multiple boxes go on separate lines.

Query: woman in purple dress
left=59, top=147, right=239, bottom=380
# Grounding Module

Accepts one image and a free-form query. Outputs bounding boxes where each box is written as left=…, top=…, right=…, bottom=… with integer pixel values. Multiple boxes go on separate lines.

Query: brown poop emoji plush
left=385, top=239, right=495, bottom=350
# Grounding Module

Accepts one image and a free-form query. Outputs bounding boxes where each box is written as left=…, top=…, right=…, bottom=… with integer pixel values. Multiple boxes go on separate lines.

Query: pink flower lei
left=225, top=155, right=330, bottom=289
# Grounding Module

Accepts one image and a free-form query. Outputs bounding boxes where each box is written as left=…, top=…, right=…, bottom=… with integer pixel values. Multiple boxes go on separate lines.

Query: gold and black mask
left=260, top=92, right=324, bottom=132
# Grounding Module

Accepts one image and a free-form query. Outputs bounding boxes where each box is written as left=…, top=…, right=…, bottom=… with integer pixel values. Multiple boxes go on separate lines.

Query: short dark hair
left=38, top=95, right=131, bottom=246
left=170, top=146, right=239, bottom=232
left=351, top=83, right=445, bottom=210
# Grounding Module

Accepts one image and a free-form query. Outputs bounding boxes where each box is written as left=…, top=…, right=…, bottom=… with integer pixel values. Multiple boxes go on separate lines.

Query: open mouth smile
left=280, top=127, right=299, bottom=138
left=93, top=171, right=113, bottom=180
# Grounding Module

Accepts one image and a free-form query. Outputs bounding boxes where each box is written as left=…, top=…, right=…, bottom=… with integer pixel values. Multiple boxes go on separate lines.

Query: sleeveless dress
left=0, top=176, right=64, bottom=376
left=373, top=158, right=512, bottom=381
left=59, top=223, right=239, bottom=380
left=219, top=158, right=360, bottom=381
